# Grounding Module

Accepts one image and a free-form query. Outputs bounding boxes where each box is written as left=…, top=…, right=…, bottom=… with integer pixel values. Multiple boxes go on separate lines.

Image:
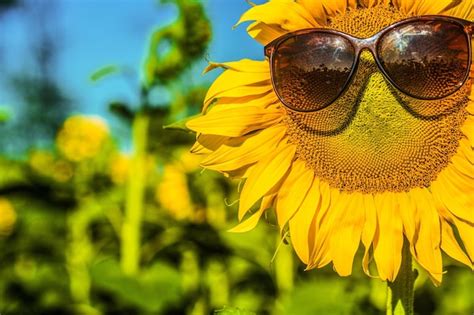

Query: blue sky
left=0, top=0, right=266, bottom=121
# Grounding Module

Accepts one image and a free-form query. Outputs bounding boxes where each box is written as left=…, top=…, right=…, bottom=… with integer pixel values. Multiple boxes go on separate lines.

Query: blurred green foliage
left=0, top=107, right=10, bottom=123
left=0, top=0, right=472, bottom=314
left=144, top=0, right=211, bottom=86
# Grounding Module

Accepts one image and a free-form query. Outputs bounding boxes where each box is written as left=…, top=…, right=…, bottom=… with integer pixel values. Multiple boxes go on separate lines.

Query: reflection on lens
left=272, top=32, right=355, bottom=111
left=378, top=20, right=469, bottom=99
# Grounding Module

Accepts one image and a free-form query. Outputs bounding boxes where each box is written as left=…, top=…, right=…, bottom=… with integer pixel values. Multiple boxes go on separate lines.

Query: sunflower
left=186, top=0, right=473, bottom=285
left=156, top=160, right=194, bottom=221
left=57, top=115, right=110, bottom=162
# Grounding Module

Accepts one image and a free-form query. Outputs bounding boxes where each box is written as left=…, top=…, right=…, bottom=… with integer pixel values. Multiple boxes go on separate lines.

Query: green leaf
left=90, top=65, right=120, bottom=82
left=283, top=279, right=370, bottom=315
left=91, top=259, right=182, bottom=312
left=163, top=113, right=201, bottom=131
left=0, top=107, right=11, bottom=122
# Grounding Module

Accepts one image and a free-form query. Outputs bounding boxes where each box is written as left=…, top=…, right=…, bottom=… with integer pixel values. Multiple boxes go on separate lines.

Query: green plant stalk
left=67, top=211, right=92, bottom=307
left=273, top=236, right=294, bottom=315
left=121, top=112, right=149, bottom=276
left=66, top=198, right=102, bottom=315
left=386, top=240, right=415, bottom=315
left=180, top=250, right=204, bottom=315
left=207, top=260, right=229, bottom=309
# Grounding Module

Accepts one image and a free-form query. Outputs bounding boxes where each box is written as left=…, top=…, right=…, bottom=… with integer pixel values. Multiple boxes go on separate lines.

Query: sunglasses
left=265, top=16, right=474, bottom=112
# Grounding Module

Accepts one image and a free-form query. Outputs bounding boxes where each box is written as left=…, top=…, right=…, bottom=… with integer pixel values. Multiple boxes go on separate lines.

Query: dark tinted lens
left=272, top=32, right=355, bottom=111
left=378, top=20, right=470, bottom=99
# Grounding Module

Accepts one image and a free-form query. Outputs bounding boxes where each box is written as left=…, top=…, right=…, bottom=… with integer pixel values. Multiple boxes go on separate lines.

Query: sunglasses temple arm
left=264, top=46, right=274, bottom=58
left=467, top=22, right=474, bottom=35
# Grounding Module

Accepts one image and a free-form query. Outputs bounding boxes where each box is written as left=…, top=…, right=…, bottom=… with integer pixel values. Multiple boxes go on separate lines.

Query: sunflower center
left=285, top=5, right=469, bottom=193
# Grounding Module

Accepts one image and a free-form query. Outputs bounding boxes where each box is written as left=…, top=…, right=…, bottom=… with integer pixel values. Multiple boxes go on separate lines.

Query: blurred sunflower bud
left=109, top=152, right=131, bottom=185
left=0, top=198, right=16, bottom=237
left=29, top=150, right=55, bottom=175
left=29, top=150, right=74, bottom=183
left=156, top=164, right=193, bottom=221
left=56, top=115, right=109, bottom=162
left=52, top=160, right=74, bottom=183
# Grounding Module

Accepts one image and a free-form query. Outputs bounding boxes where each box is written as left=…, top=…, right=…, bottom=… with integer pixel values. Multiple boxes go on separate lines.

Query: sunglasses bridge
left=347, top=35, right=379, bottom=57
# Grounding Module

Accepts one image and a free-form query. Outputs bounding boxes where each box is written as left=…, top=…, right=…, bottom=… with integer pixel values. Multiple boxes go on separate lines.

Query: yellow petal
left=206, top=85, right=274, bottom=109
left=320, top=0, right=351, bottom=16
left=359, top=0, right=390, bottom=7
left=309, top=186, right=341, bottom=269
left=459, top=138, right=474, bottom=165
left=361, top=193, right=377, bottom=276
left=468, top=110, right=474, bottom=120
left=204, top=69, right=271, bottom=107
left=225, top=162, right=257, bottom=179
left=186, top=106, right=283, bottom=137
left=238, top=144, right=296, bottom=220
left=440, top=219, right=472, bottom=268
left=373, top=192, right=403, bottom=282
left=467, top=105, right=474, bottom=116
left=394, top=0, right=454, bottom=15
left=466, top=96, right=474, bottom=114
left=228, top=194, right=275, bottom=233
left=414, top=0, right=454, bottom=15
left=276, top=160, right=314, bottom=229
left=392, top=0, right=417, bottom=14
left=348, top=0, right=358, bottom=9
left=445, top=166, right=474, bottom=195
left=314, top=188, right=343, bottom=269
left=289, top=178, right=321, bottom=264
left=409, top=188, right=443, bottom=285
left=450, top=215, right=474, bottom=263
left=451, top=154, right=474, bottom=178
left=443, top=0, right=473, bottom=20
left=461, top=117, right=474, bottom=147
left=247, top=21, right=286, bottom=46
left=330, top=192, right=365, bottom=276
left=236, top=1, right=318, bottom=31
left=212, top=91, right=279, bottom=110
left=296, top=0, right=327, bottom=25
left=190, top=142, right=207, bottom=155
left=190, top=134, right=228, bottom=155
left=201, top=124, right=287, bottom=171
left=430, top=169, right=474, bottom=224
left=307, top=181, right=332, bottom=269
left=433, top=185, right=473, bottom=266
left=398, top=192, right=417, bottom=246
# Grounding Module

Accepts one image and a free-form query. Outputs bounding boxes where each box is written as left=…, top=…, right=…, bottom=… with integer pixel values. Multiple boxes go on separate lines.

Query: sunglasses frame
left=265, top=15, right=474, bottom=112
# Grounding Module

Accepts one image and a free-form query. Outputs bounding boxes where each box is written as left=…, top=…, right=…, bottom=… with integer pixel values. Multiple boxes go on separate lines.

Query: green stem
left=66, top=198, right=102, bottom=315
left=180, top=250, right=204, bottom=315
left=206, top=260, right=229, bottom=310
left=386, top=240, right=415, bottom=315
left=120, top=112, right=149, bottom=276
left=273, top=235, right=294, bottom=315
left=67, top=210, right=92, bottom=307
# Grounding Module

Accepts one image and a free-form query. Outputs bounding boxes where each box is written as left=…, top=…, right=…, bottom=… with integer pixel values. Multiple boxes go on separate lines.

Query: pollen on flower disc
left=285, top=5, right=470, bottom=193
